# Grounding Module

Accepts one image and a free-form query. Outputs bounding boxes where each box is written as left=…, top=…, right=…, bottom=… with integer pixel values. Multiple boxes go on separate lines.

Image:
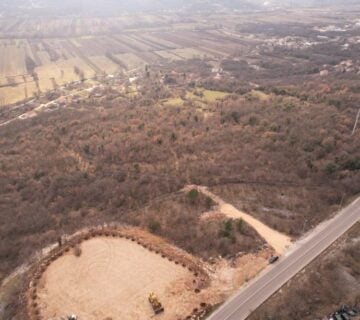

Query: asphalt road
left=208, top=197, right=360, bottom=320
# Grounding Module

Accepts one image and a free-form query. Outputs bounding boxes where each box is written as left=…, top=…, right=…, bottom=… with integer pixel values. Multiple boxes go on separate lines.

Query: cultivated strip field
left=0, top=25, right=249, bottom=106
left=5, top=8, right=340, bottom=107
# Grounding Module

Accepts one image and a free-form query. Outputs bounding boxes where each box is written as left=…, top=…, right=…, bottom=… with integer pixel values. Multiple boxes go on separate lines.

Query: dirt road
left=184, top=185, right=292, bottom=254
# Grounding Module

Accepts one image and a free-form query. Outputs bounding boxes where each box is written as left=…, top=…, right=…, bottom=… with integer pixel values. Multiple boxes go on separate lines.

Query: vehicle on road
left=268, top=256, right=279, bottom=264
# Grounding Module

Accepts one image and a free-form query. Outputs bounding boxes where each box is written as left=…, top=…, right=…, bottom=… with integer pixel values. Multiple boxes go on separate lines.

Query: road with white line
left=208, top=197, right=360, bottom=320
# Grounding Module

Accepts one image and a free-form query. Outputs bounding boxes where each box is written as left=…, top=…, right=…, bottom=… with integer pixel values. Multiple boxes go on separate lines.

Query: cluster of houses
left=320, top=59, right=360, bottom=77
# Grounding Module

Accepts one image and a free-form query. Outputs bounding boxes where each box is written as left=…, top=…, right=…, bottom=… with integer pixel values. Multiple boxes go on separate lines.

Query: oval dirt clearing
left=35, top=237, right=199, bottom=320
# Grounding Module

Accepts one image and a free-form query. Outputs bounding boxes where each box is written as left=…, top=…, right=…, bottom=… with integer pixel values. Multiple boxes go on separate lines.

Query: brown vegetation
left=1, top=68, right=359, bottom=290
left=132, top=191, right=264, bottom=259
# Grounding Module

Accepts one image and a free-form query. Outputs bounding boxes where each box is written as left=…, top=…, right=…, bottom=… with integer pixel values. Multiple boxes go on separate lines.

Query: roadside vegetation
left=132, top=191, right=264, bottom=260
left=249, top=223, right=360, bottom=320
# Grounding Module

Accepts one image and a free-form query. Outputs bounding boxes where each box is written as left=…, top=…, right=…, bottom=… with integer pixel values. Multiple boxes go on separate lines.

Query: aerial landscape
left=0, top=1, right=359, bottom=320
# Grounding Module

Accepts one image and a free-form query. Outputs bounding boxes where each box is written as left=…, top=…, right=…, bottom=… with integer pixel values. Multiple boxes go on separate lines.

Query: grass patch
left=249, top=90, right=271, bottom=101
left=126, top=84, right=138, bottom=97
left=202, top=89, right=229, bottom=102
left=186, top=88, right=229, bottom=104
left=162, top=97, right=184, bottom=106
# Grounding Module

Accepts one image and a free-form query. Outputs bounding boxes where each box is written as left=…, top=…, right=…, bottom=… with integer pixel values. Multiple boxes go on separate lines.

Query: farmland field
left=4, top=6, right=328, bottom=107
left=0, top=14, right=266, bottom=106
left=115, top=52, right=146, bottom=70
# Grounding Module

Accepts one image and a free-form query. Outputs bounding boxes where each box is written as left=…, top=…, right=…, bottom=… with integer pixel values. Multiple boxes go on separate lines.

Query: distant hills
left=0, top=0, right=359, bottom=16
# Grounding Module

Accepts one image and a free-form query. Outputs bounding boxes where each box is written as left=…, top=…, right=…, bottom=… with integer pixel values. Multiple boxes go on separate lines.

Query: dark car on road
left=269, top=256, right=279, bottom=264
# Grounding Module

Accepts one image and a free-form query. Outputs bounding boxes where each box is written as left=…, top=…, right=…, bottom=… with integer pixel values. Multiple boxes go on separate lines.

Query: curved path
left=184, top=185, right=292, bottom=254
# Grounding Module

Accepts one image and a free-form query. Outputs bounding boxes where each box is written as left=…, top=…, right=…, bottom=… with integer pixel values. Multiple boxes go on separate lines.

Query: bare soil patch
left=23, top=226, right=272, bottom=320
left=36, top=237, right=200, bottom=320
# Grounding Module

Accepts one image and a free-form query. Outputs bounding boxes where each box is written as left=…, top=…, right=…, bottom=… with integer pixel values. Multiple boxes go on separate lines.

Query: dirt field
left=22, top=224, right=273, bottom=320
left=36, top=237, right=200, bottom=320
left=25, top=224, right=272, bottom=320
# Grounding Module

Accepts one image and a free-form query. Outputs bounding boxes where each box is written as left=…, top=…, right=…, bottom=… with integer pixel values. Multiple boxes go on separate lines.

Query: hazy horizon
left=1, top=0, right=359, bottom=17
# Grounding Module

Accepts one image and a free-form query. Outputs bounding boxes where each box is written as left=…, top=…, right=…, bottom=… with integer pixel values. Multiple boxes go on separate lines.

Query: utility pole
left=352, top=108, right=360, bottom=136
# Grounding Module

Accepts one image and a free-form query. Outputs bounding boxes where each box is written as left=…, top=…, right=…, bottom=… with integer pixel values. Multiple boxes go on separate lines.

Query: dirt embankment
left=24, top=224, right=272, bottom=320
left=26, top=225, right=212, bottom=320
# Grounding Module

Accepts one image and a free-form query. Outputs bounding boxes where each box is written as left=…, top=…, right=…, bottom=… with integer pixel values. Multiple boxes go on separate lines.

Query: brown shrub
left=73, top=245, right=82, bottom=257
